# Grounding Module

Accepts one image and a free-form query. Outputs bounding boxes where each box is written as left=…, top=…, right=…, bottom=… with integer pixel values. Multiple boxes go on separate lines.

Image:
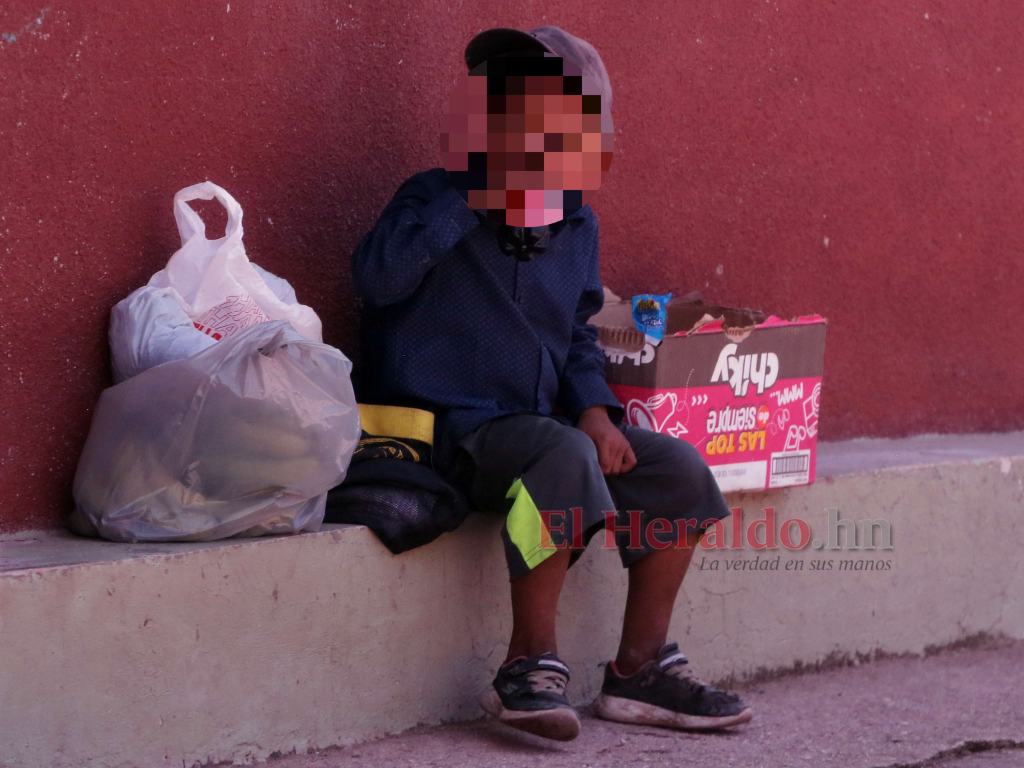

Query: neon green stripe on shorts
left=504, top=478, right=558, bottom=571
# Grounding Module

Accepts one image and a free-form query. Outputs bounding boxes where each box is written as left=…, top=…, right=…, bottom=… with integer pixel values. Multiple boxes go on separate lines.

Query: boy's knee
left=647, top=430, right=704, bottom=475
left=546, top=426, right=600, bottom=468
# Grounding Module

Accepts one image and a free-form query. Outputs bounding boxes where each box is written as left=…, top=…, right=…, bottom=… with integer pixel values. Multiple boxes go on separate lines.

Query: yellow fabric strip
left=357, top=404, right=434, bottom=446
left=505, top=479, right=557, bottom=571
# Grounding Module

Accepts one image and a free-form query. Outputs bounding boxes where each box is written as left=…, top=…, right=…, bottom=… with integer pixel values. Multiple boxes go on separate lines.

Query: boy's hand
left=577, top=406, right=637, bottom=476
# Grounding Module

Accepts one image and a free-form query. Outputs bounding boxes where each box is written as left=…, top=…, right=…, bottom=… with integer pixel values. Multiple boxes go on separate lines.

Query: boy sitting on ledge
left=351, top=25, right=752, bottom=740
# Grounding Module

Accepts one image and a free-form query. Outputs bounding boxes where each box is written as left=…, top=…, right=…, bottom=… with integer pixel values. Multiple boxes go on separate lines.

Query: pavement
left=263, top=640, right=1024, bottom=768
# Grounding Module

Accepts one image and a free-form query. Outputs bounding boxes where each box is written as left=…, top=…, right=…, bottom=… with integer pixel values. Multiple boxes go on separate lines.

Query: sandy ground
left=265, top=641, right=1024, bottom=768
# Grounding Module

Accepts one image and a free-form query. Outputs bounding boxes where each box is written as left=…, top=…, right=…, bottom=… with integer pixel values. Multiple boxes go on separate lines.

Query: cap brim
left=464, top=28, right=553, bottom=71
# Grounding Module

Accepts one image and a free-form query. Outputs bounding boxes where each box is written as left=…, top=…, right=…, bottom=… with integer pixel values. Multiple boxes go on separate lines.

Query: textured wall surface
left=2, top=2, right=1022, bottom=532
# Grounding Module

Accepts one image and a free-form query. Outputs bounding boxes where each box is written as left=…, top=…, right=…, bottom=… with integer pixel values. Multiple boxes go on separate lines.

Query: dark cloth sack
left=323, top=405, right=469, bottom=554
left=324, top=459, right=468, bottom=554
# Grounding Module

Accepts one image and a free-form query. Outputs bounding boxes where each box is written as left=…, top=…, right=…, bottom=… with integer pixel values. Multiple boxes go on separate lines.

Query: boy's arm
left=352, top=170, right=481, bottom=306
left=558, top=219, right=624, bottom=424
left=561, top=238, right=635, bottom=475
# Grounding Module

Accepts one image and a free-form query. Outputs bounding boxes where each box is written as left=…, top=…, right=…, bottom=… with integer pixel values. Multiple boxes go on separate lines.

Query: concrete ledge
left=2, top=433, right=1023, bottom=768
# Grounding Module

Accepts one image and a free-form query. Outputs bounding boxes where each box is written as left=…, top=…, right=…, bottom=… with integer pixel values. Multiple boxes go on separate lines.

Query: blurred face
left=442, top=52, right=614, bottom=227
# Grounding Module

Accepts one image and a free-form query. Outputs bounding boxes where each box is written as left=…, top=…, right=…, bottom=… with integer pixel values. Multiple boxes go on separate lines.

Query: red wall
left=2, top=1, right=1022, bottom=533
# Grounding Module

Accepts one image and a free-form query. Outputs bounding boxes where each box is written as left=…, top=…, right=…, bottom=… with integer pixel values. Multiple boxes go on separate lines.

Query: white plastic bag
left=110, top=262, right=305, bottom=384
left=109, top=285, right=219, bottom=383
left=156, top=180, right=321, bottom=341
left=71, top=321, right=360, bottom=542
left=73, top=182, right=360, bottom=541
left=109, top=181, right=322, bottom=383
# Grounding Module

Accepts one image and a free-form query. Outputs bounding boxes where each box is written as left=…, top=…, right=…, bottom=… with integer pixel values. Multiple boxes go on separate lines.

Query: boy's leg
left=599, top=425, right=752, bottom=729
left=615, top=529, right=701, bottom=675
left=507, top=548, right=572, bottom=661
left=603, top=424, right=733, bottom=667
left=454, top=412, right=614, bottom=601
left=455, top=415, right=615, bottom=740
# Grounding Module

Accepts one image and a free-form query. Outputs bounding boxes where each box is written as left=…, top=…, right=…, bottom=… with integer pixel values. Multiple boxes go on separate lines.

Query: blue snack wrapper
left=632, top=293, right=672, bottom=346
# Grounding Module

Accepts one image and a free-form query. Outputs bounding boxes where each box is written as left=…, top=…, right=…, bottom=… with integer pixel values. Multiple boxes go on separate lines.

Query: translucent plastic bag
left=109, top=182, right=321, bottom=383
left=110, top=262, right=304, bottom=384
left=70, top=321, right=360, bottom=542
left=155, top=180, right=321, bottom=341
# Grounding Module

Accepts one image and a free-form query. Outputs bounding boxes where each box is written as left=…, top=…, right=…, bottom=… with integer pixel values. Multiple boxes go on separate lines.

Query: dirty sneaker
left=478, top=652, right=582, bottom=741
left=595, top=643, right=753, bottom=730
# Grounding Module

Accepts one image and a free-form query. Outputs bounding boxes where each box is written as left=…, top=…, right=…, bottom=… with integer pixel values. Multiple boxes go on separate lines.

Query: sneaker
left=595, top=643, right=753, bottom=730
left=478, top=652, right=582, bottom=741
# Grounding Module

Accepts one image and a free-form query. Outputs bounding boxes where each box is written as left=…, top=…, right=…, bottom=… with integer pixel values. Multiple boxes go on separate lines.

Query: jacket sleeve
left=352, top=170, right=482, bottom=306
left=557, top=217, right=625, bottom=423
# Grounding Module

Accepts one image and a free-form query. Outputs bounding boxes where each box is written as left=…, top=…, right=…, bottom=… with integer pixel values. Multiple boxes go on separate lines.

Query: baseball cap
left=463, top=26, right=612, bottom=110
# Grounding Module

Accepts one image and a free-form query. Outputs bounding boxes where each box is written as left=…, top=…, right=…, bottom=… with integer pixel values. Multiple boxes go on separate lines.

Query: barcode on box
left=772, top=454, right=809, bottom=475
left=768, top=449, right=812, bottom=488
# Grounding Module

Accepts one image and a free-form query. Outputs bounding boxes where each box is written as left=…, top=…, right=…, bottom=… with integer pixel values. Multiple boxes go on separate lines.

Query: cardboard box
left=592, top=297, right=826, bottom=493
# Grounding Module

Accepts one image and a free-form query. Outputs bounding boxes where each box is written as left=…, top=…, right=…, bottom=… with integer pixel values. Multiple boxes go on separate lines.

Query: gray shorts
left=452, top=414, right=732, bottom=580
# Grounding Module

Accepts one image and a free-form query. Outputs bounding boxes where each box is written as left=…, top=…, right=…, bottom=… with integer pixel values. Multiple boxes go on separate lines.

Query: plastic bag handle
left=173, top=181, right=244, bottom=247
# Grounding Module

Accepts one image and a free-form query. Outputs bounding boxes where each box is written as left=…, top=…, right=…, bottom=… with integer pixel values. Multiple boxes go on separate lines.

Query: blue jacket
left=352, top=168, right=623, bottom=469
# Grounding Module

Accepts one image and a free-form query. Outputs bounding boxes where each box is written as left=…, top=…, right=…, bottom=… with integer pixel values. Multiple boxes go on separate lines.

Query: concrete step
left=2, top=433, right=1023, bottom=768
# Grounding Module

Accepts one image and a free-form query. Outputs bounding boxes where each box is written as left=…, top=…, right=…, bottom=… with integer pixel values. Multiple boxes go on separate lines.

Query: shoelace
left=660, top=653, right=741, bottom=705
left=525, top=669, right=568, bottom=694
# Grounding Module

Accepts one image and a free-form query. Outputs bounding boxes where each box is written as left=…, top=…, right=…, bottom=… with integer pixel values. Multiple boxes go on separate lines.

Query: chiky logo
left=712, top=344, right=779, bottom=396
